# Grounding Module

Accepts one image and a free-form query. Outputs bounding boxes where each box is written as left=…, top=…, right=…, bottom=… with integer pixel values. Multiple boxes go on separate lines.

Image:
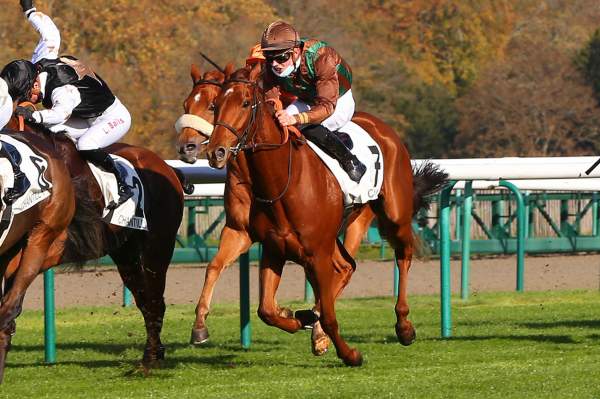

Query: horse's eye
left=208, top=103, right=215, bottom=111
left=242, top=100, right=251, bottom=108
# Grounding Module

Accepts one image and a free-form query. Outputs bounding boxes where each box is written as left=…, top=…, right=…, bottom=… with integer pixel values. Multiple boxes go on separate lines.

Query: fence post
left=123, top=286, right=133, bottom=307
left=440, top=181, right=457, bottom=338
left=499, top=180, right=525, bottom=292
left=593, top=192, right=599, bottom=237
left=304, top=279, right=314, bottom=303
left=460, top=182, right=473, bottom=300
left=239, top=252, right=251, bottom=349
left=44, top=269, right=56, bottom=364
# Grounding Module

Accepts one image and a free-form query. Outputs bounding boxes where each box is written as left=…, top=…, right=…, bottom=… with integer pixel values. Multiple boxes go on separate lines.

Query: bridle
left=213, top=77, right=296, bottom=204
left=174, top=78, right=223, bottom=139
left=213, top=78, right=264, bottom=157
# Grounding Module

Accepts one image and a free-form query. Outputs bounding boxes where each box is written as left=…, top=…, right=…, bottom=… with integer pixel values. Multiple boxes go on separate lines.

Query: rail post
left=440, top=180, right=457, bottom=338
left=44, top=269, right=56, bottom=364
left=499, top=180, right=525, bottom=292
left=239, top=252, right=251, bottom=349
left=460, top=182, right=473, bottom=300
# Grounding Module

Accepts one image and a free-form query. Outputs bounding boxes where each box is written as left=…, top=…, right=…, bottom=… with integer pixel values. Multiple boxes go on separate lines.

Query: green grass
left=3, top=291, right=600, bottom=398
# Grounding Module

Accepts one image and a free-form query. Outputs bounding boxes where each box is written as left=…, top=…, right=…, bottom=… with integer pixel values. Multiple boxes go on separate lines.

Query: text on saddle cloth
left=0, top=134, right=54, bottom=247
left=87, top=155, right=148, bottom=231
left=307, top=121, right=384, bottom=207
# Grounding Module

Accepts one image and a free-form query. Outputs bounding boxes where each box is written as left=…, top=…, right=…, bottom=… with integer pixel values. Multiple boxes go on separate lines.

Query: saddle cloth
left=0, top=134, right=53, bottom=246
left=307, top=121, right=383, bottom=206
left=87, top=154, right=148, bottom=231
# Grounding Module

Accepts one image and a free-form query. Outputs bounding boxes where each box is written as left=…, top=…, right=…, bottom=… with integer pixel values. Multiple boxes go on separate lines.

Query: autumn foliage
left=1, top=0, right=599, bottom=158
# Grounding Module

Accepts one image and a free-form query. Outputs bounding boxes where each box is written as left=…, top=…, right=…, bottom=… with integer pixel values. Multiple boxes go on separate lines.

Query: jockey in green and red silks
left=260, top=21, right=366, bottom=183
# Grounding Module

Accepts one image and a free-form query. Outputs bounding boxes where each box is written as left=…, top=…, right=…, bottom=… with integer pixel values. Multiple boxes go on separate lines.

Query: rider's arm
left=294, top=50, right=339, bottom=125
left=26, top=10, right=61, bottom=64
left=32, top=85, right=81, bottom=125
left=0, top=78, right=13, bottom=129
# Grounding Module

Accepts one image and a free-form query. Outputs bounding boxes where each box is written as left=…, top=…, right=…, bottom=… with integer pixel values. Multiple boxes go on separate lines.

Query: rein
left=213, top=77, right=300, bottom=204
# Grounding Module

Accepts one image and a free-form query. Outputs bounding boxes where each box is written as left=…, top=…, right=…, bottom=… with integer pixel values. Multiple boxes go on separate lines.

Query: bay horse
left=0, top=115, right=184, bottom=382
left=205, top=65, right=448, bottom=366
left=177, top=64, right=378, bottom=355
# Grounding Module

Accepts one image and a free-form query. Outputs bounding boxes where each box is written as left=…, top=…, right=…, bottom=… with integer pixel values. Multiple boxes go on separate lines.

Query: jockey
left=8, top=0, right=133, bottom=208
left=261, top=21, right=366, bottom=183
left=0, top=71, right=31, bottom=204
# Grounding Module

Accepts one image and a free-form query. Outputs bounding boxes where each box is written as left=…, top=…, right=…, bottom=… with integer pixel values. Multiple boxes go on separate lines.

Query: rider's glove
left=20, top=0, right=35, bottom=16
left=15, top=106, right=39, bottom=123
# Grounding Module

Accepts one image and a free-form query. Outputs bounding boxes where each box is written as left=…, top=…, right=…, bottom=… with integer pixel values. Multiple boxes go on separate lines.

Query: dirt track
left=21, top=253, right=600, bottom=310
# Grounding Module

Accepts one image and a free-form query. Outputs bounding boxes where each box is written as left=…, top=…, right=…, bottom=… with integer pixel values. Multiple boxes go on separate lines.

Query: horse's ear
left=191, top=64, right=202, bottom=83
left=248, top=62, right=262, bottom=82
left=224, top=63, right=235, bottom=80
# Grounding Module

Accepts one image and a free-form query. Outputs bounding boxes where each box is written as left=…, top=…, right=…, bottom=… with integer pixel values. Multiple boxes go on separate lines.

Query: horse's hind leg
left=192, top=226, right=251, bottom=345
left=110, top=235, right=169, bottom=369
left=373, top=199, right=416, bottom=346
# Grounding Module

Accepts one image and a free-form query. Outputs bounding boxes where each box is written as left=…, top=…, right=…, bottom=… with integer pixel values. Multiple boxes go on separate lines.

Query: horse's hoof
left=190, top=327, right=210, bottom=345
left=278, top=307, right=294, bottom=319
left=295, top=309, right=319, bottom=329
left=311, top=335, right=330, bottom=356
left=395, top=323, right=416, bottom=346
left=342, top=348, right=363, bottom=367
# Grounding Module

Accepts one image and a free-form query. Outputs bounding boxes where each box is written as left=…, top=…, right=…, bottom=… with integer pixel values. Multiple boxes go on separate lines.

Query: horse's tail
left=412, top=161, right=449, bottom=215
left=63, top=175, right=106, bottom=265
left=170, top=166, right=195, bottom=195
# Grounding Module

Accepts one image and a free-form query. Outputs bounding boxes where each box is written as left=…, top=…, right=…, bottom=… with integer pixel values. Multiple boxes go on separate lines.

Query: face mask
left=272, top=57, right=301, bottom=78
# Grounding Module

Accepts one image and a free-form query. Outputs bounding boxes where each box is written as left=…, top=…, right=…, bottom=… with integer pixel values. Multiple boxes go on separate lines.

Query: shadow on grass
left=519, top=319, right=600, bottom=330
left=343, top=333, right=577, bottom=345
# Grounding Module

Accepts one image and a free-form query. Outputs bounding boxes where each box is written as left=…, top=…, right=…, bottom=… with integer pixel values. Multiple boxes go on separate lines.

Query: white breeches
left=285, top=89, right=355, bottom=131
left=49, top=98, right=131, bottom=150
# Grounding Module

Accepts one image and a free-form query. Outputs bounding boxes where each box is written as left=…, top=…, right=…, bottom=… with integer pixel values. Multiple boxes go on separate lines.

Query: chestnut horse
left=176, top=64, right=377, bottom=354
left=205, top=65, right=448, bottom=366
left=0, top=117, right=184, bottom=382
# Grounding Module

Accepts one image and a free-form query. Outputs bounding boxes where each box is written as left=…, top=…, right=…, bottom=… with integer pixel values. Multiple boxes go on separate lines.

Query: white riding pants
left=285, top=89, right=355, bottom=131
left=49, top=98, right=131, bottom=150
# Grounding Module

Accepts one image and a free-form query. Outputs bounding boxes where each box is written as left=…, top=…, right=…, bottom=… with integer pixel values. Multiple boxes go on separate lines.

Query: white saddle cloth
left=88, top=154, right=148, bottom=230
left=0, top=134, right=53, bottom=246
left=307, top=121, right=383, bottom=206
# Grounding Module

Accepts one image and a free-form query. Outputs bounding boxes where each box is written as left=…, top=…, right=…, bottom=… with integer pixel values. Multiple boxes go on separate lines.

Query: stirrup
left=107, top=185, right=133, bottom=210
left=341, top=157, right=366, bottom=183
left=3, top=173, right=31, bottom=204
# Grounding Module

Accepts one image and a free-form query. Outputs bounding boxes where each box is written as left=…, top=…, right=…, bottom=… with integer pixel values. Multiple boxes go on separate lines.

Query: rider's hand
left=15, top=106, right=37, bottom=123
left=275, top=110, right=297, bottom=127
left=19, top=0, right=34, bottom=13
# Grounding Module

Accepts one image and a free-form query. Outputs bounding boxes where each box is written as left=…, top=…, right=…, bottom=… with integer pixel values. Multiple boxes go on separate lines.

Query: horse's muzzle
left=178, top=143, right=198, bottom=164
left=208, top=146, right=228, bottom=169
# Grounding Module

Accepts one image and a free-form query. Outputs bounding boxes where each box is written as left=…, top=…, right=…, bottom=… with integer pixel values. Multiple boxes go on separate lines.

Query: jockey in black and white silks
left=5, top=0, right=133, bottom=208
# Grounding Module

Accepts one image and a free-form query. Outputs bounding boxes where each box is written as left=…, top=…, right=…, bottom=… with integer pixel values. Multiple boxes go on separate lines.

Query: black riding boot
left=0, top=145, right=31, bottom=205
left=80, top=149, right=133, bottom=209
left=301, top=124, right=366, bottom=183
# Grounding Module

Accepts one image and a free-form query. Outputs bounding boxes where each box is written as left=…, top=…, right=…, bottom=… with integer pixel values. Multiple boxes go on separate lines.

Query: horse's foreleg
left=257, top=249, right=302, bottom=333
left=311, top=240, right=356, bottom=356
left=0, top=224, right=57, bottom=331
left=312, top=257, right=362, bottom=366
left=192, top=226, right=252, bottom=345
left=0, top=225, right=59, bottom=383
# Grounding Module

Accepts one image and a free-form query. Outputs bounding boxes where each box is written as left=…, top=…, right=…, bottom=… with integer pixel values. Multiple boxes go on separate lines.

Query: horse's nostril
left=185, top=143, right=197, bottom=152
left=215, top=147, right=227, bottom=161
